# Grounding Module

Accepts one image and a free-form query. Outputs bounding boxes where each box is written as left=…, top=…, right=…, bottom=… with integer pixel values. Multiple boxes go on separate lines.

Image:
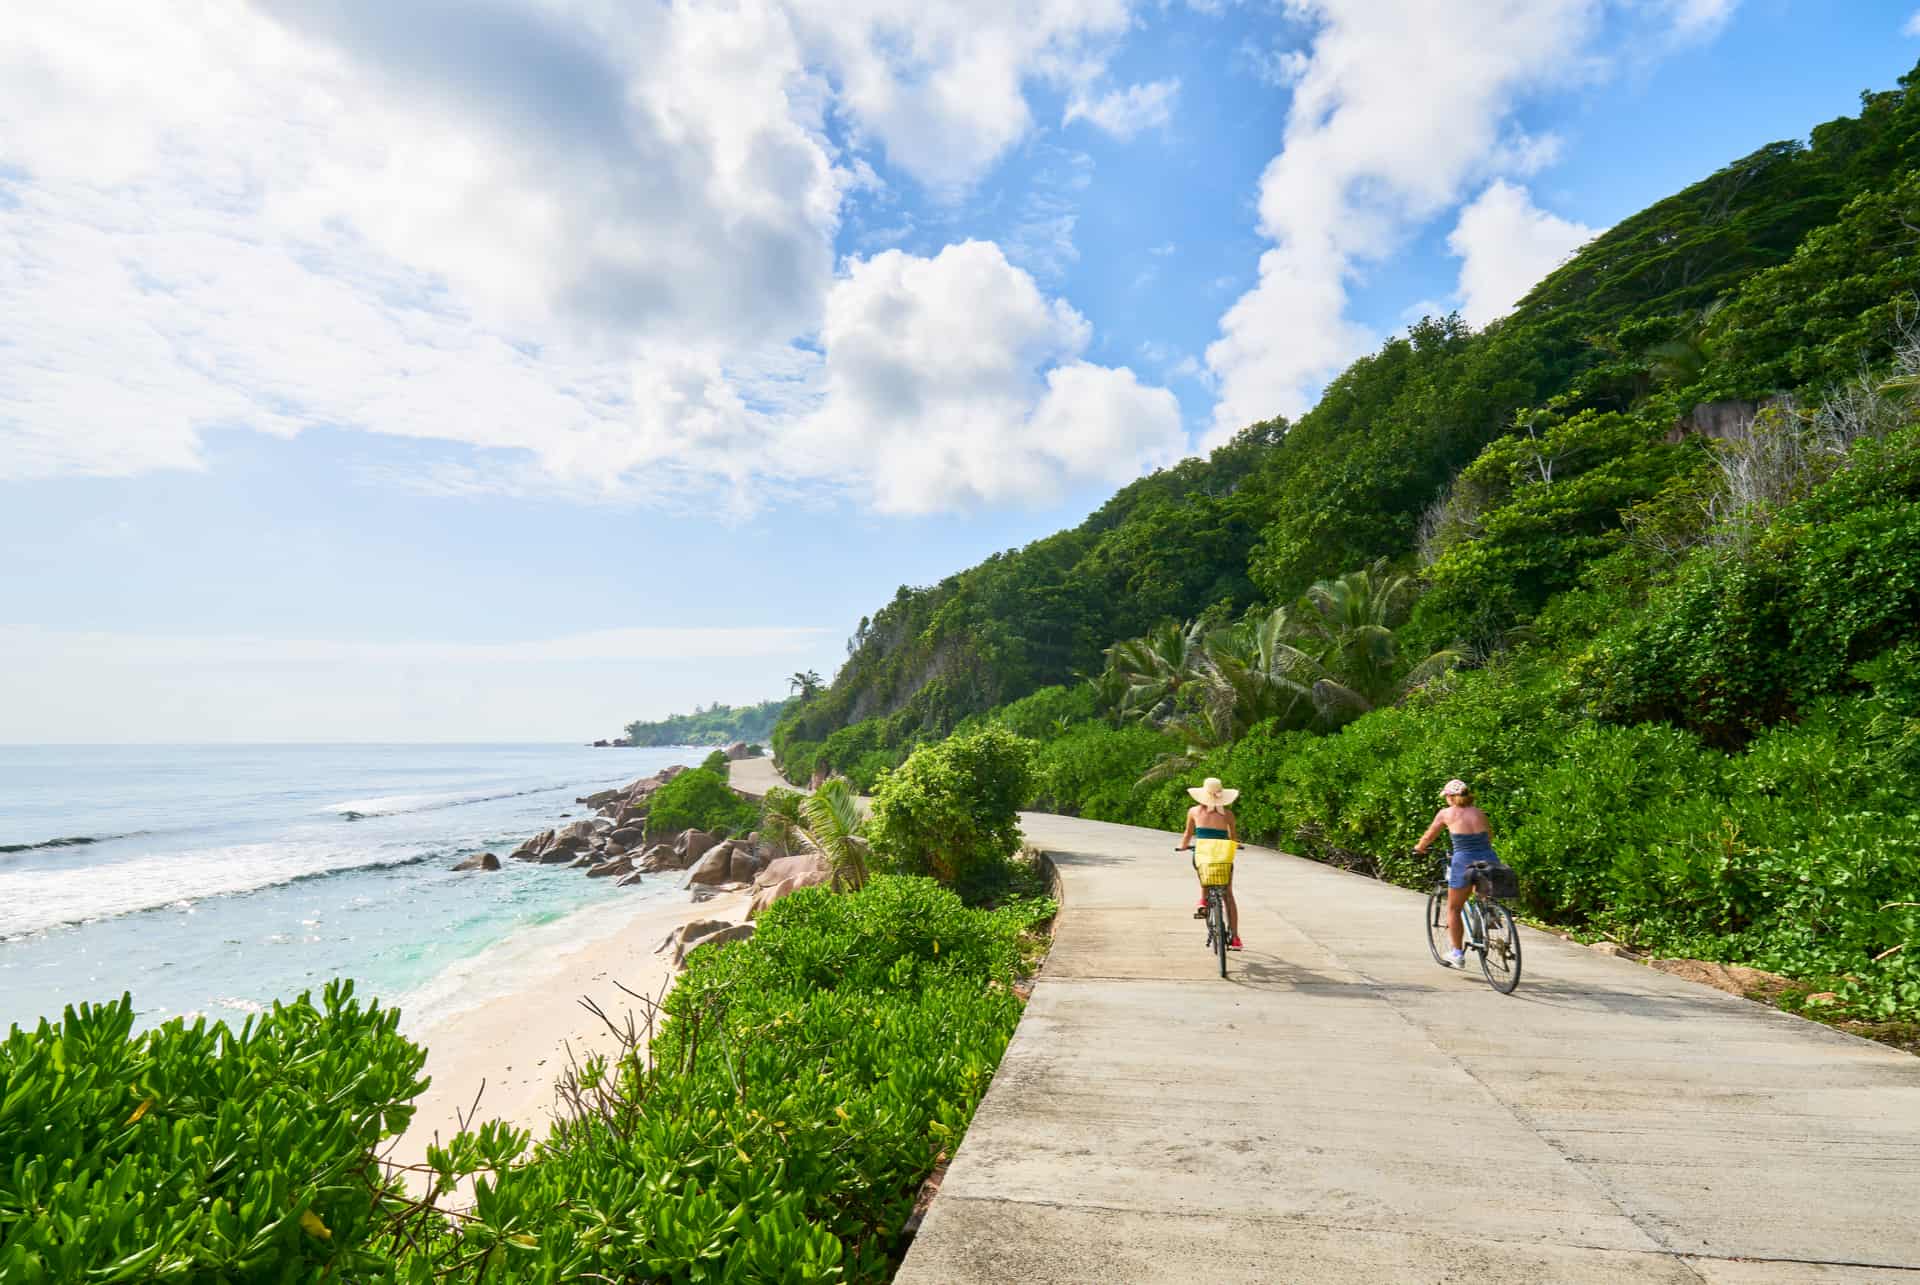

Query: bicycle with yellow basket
left=1179, top=834, right=1240, bottom=977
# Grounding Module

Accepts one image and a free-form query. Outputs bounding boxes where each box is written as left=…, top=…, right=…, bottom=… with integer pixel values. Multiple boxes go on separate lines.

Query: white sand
left=387, top=887, right=750, bottom=1182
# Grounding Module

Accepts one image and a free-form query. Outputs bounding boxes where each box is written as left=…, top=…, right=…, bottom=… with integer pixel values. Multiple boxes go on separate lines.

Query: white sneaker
left=1444, top=948, right=1466, bottom=968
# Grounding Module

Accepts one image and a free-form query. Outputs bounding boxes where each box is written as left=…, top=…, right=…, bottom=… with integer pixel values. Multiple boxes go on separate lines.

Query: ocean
left=0, top=743, right=702, bottom=1036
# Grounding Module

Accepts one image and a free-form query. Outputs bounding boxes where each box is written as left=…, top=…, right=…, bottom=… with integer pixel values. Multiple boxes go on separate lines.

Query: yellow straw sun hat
left=1188, top=777, right=1239, bottom=808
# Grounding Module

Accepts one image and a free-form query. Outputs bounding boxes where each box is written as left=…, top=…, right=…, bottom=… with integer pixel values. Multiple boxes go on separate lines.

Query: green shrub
left=0, top=882, right=1059, bottom=1284
left=987, top=684, right=1097, bottom=740
left=700, top=748, right=730, bottom=772
left=1580, top=424, right=1920, bottom=744
left=404, top=877, right=1053, bottom=1282
left=845, top=748, right=902, bottom=794
left=780, top=739, right=823, bottom=784
left=870, top=727, right=1035, bottom=903
left=1029, top=722, right=1176, bottom=822
left=0, top=981, right=425, bottom=1283
left=647, top=767, right=759, bottom=836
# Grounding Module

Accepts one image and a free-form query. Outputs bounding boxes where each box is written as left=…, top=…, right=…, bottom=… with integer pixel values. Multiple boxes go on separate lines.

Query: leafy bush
left=402, top=877, right=1054, bottom=1282
left=700, top=748, right=730, bottom=772
left=986, top=684, right=1097, bottom=740
left=3, top=883, right=1058, bottom=1283
left=0, top=981, right=425, bottom=1283
left=1580, top=424, right=1920, bottom=744
left=779, top=738, right=823, bottom=784
left=870, top=727, right=1035, bottom=903
left=646, top=766, right=760, bottom=836
left=1029, top=722, right=1180, bottom=822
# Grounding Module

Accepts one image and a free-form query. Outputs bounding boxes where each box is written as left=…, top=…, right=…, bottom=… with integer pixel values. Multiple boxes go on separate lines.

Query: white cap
left=1441, top=778, right=1470, bottom=799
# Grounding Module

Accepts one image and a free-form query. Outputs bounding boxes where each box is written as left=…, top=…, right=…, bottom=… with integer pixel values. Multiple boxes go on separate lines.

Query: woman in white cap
left=1413, top=779, right=1495, bottom=968
left=1179, top=777, right=1242, bottom=950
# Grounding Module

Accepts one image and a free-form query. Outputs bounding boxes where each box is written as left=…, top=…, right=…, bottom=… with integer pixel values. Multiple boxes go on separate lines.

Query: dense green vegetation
left=0, top=982, right=424, bottom=1283
left=775, top=63, right=1920, bottom=1032
left=625, top=697, right=791, bottom=747
left=645, top=764, right=762, bottom=837
left=869, top=728, right=1040, bottom=905
left=390, top=877, right=1051, bottom=1281
left=3, top=881, right=1054, bottom=1281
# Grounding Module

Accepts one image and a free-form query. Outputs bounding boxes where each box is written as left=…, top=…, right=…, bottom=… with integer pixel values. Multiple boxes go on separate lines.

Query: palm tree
left=759, top=779, right=870, bottom=890
left=788, top=670, right=824, bottom=700
left=1644, top=300, right=1725, bottom=389
left=1104, top=619, right=1206, bottom=723
left=1287, top=561, right=1459, bottom=722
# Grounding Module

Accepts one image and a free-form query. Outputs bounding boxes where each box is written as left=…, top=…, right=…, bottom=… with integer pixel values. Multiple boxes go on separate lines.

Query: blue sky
left=3, top=0, right=1918, bottom=741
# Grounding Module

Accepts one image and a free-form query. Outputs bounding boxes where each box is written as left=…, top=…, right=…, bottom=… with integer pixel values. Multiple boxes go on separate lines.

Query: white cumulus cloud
left=1905, top=8, right=1920, bottom=36
left=1202, top=0, right=1740, bottom=444
left=0, top=0, right=1180, bottom=512
left=799, top=241, right=1185, bottom=513
left=1448, top=180, right=1599, bottom=326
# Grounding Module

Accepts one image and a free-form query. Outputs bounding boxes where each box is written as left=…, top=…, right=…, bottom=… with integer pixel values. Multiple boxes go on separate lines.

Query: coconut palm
left=759, top=779, right=870, bottom=890
left=1643, top=300, right=1725, bottom=389
left=1286, top=561, right=1460, bottom=722
left=1190, top=607, right=1318, bottom=736
left=788, top=670, right=824, bottom=700
left=1104, top=619, right=1207, bottom=723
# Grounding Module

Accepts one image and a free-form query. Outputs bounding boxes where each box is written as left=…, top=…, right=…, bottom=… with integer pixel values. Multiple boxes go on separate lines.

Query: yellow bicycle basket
left=1193, top=836, right=1237, bottom=886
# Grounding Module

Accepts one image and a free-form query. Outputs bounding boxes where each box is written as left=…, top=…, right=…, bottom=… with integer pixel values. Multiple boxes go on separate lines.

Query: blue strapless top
left=1451, top=831, right=1495, bottom=857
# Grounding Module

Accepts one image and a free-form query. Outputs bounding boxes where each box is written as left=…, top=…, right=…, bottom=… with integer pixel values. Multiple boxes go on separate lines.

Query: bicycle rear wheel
left=1211, top=893, right=1228, bottom=978
left=1478, top=900, right=1523, bottom=993
left=1425, top=890, right=1449, bottom=966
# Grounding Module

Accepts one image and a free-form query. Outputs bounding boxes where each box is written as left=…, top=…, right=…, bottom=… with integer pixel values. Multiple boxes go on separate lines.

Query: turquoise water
left=0, top=744, right=700, bottom=1033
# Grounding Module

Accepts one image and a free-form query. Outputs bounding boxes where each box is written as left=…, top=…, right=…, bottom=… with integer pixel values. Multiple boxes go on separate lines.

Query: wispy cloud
left=1064, top=78, right=1180, bottom=139
left=0, top=624, right=835, bottom=666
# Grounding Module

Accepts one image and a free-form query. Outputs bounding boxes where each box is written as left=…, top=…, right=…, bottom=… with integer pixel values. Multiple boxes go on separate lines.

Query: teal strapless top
left=1194, top=826, right=1229, bottom=840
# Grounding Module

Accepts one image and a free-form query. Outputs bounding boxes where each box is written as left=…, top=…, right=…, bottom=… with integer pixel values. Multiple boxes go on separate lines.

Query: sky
left=3, top=0, right=1918, bottom=742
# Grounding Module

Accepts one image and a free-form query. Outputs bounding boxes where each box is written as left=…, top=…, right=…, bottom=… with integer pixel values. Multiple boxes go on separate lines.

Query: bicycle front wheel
left=1479, top=900, right=1523, bottom=993
left=1425, top=890, right=1449, bottom=966
left=1212, top=895, right=1228, bottom=978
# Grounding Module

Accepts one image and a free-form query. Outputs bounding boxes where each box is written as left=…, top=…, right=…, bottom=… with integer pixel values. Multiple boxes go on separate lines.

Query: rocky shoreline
left=461, top=754, right=830, bottom=965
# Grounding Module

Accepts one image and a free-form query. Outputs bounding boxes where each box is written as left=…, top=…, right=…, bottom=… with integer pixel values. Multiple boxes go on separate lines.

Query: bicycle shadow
left=1225, top=951, right=1348, bottom=991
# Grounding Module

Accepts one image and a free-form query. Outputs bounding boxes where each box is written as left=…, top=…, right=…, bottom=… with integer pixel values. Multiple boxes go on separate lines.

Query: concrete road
left=897, top=812, right=1920, bottom=1284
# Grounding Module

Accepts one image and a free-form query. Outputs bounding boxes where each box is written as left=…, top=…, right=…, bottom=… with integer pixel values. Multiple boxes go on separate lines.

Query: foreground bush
left=0, top=981, right=425, bottom=1283
left=869, top=727, right=1035, bottom=903
left=402, top=876, right=1053, bottom=1281
left=2, top=879, right=1054, bottom=1282
left=646, top=765, right=760, bottom=836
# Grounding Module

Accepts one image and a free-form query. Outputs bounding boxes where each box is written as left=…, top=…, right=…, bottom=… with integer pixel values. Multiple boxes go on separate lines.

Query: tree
left=1104, top=620, right=1207, bottom=724
left=759, top=781, right=872, bottom=890
left=789, top=670, right=824, bottom=700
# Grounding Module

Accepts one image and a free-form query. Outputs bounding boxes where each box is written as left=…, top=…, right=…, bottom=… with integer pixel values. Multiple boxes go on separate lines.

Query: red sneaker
left=1227, top=936, right=1244, bottom=951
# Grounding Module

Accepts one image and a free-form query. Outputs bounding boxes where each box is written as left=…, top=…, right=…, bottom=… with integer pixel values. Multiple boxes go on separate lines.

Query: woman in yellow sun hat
left=1179, top=777, right=1242, bottom=950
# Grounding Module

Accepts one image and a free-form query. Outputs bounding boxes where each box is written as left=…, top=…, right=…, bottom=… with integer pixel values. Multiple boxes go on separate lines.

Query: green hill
left=778, top=61, right=1920, bottom=767
left=773, top=61, right=1920, bottom=1035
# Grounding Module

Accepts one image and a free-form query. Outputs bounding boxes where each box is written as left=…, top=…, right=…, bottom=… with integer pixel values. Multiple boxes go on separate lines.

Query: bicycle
left=1178, top=842, right=1235, bottom=978
left=1424, top=854, right=1523, bottom=993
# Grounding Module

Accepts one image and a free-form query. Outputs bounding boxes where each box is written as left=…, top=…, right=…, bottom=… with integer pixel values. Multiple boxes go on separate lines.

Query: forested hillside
left=779, top=67, right=1918, bottom=765
left=774, top=63, right=1920, bottom=1034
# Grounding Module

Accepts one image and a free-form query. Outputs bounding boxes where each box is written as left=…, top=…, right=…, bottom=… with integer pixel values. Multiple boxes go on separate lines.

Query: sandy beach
left=387, top=886, right=751, bottom=1182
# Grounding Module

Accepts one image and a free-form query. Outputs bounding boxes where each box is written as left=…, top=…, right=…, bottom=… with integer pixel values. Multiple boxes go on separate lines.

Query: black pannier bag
left=1469, top=860, right=1520, bottom=899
